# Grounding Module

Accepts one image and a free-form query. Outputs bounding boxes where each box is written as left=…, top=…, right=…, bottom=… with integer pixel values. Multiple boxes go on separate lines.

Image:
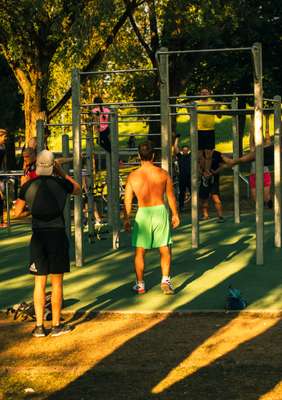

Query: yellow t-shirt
left=195, top=99, right=217, bottom=131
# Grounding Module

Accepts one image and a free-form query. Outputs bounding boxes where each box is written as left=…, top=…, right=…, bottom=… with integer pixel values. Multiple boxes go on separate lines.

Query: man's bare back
left=128, top=164, right=168, bottom=207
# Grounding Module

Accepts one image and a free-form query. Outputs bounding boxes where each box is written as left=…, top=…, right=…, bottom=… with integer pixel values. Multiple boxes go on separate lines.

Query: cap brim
left=36, top=166, right=53, bottom=176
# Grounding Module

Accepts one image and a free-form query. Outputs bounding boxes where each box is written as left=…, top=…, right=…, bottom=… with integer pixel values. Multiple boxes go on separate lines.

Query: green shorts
left=132, top=204, right=172, bottom=249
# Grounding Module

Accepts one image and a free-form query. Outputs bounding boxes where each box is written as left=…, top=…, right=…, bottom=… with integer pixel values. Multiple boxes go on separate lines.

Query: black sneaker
left=32, top=325, right=47, bottom=338
left=217, top=216, right=225, bottom=223
left=50, top=324, right=73, bottom=337
left=199, top=215, right=209, bottom=221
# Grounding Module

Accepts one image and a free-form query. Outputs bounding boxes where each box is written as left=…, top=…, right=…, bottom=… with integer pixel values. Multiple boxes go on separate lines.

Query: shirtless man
left=124, top=141, right=180, bottom=295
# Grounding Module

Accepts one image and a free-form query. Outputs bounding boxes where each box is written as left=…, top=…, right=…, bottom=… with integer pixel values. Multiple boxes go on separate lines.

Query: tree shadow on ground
left=47, top=315, right=282, bottom=400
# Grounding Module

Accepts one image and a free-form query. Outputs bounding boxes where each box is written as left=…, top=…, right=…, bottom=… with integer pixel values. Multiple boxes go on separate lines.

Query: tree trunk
left=13, top=68, right=46, bottom=144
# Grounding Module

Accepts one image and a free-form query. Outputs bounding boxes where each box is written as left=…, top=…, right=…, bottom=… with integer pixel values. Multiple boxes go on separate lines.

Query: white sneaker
left=132, top=282, right=146, bottom=294
left=161, top=279, right=175, bottom=295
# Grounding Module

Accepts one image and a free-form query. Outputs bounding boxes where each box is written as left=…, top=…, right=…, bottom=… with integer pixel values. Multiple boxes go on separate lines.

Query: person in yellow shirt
left=195, top=88, right=221, bottom=175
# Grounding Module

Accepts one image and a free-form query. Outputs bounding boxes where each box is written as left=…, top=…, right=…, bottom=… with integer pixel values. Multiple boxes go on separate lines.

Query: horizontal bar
left=80, top=68, right=158, bottom=75
left=264, top=98, right=281, bottom=103
left=119, top=113, right=160, bottom=118
left=118, top=119, right=161, bottom=123
left=196, top=108, right=274, bottom=115
left=118, top=104, right=160, bottom=109
left=81, top=100, right=160, bottom=108
left=169, top=94, right=254, bottom=99
left=119, top=133, right=160, bottom=137
left=0, top=171, right=24, bottom=177
left=157, top=47, right=252, bottom=56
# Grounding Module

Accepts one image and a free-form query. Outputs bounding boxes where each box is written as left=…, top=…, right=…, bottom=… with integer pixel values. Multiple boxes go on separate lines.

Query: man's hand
left=124, top=218, right=131, bottom=233
left=53, top=160, right=66, bottom=178
left=171, top=214, right=180, bottom=229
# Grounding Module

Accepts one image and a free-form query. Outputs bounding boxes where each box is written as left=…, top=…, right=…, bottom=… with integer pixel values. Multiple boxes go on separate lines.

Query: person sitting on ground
left=199, top=148, right=227, bottom=223
left=14, top=150, right=81, bottom=338
left=173, top=134, right=191, bottom=212
left=92, top=96, right=111, bottom=153
left=124, top=141, right=180, bottom=295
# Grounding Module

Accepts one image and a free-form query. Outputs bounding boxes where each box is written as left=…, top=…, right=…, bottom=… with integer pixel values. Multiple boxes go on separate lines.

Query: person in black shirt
left=14, top=150, right=81, bottom=338
left=174, top=135, right=191, bottom=211
left=199, top=149, right=226, bottom=223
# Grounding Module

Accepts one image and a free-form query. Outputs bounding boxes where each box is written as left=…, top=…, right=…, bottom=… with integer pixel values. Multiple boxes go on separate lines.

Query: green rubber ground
left=1, top=211, right=281, bottom=312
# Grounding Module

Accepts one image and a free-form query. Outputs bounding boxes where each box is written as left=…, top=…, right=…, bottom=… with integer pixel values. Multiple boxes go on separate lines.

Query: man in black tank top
left=174, top=135, right=191, bottom=211
left=14, top=150, right=81, bottom=337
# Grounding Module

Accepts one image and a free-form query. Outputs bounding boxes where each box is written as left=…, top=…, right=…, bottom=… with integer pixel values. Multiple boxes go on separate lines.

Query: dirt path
left=1, top=313, right=282, bottom=400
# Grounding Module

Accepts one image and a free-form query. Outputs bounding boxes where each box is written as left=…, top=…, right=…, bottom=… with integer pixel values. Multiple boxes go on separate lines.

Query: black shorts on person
left=29, top=229, right=70, bottom=275
left=198, top=130, right=215, bottom=150
left=264, top=144, right=274, bottom=166
left=199, top=175, right=220, bottom=200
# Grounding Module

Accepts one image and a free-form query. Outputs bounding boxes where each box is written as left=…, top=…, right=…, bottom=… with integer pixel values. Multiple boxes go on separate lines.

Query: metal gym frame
left=156, top=42, right=282, bottom=265
left=71, top=67, right=159, bottom=267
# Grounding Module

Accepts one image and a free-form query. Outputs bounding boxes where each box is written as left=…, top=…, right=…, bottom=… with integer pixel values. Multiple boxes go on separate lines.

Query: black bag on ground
left=6, top=292, right=52, bottom=321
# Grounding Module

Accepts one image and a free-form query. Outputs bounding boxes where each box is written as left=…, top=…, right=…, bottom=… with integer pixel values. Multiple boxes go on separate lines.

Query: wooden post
left=232, top=98, right=240, bottom=224
left=252, top=42, right=264, bottom=265
left=190, top=105, right=199, bottom=248
left=110, top=107, right=120, bottom=249
left=159, top=47, right=172, bottom=174
left=274, top=95, right=281, bottom=248
left=72, top=68, right=84, bottom=267
left=62, top=134, right=72, bottom=241
left=36, top=120, right=45, bottom=152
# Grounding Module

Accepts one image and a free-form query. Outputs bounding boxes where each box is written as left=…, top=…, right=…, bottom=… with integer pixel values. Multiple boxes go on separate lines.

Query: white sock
left=137, top=280, right=145, bottom=287
left=161, top=276, right=170, bottom=283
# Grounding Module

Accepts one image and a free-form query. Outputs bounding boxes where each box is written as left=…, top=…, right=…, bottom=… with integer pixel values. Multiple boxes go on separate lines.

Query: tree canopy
left=0, top=0, right=282, bottom=142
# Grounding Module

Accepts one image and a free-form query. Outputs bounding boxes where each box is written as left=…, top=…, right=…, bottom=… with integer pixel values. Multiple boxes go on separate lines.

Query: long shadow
left=47, top=315, right=282, bottom=400
left=46, top=213, right=282, bottom=399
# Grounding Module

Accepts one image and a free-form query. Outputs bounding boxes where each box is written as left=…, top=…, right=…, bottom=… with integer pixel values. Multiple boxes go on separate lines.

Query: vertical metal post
left=274, top=95, right=281, bottom=248
left=106, top=152, right=112, bottom=225
left=62, top=134, right=72, bottom=241
left=72, top=68, right=84, bottom=267
left=110, top=108, right=120, bottom=249
left=190, top=105, right=199, bottom=248
left=5, top=180, right=10, bottom=230
left=159, top=47, right=172, bottom=174
left=86, top=123, right=95, bottom=242
left=252, top=42, right=264, bottom=265
left=232, top=98, right=240, bottom=224
left=36, top=120, right=45, bottom=152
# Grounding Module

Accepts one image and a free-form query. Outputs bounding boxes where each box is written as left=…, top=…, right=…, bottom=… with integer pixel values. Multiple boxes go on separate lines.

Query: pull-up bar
left=170, top=94, right=254, bottom=99
left=80, top=68, right=157, bottom=75
left=156, top=46, right=252, bottom=56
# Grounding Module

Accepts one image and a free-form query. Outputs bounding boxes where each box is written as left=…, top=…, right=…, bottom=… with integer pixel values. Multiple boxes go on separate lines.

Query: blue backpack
left=226, top=286, right=247, bottom=310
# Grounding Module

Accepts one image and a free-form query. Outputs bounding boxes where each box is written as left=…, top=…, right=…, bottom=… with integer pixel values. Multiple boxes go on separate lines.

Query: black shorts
left=199, top=176, right=220, bottom=200
left=198, top=130, right=215, bottom=150
left=29, top=230, right=70, bottom=275
left=264, top=144, right=274, bottom=166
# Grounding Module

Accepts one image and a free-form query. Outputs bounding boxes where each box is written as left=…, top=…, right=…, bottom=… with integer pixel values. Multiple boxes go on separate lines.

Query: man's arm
left=166, top=174, right=180, bottom=228
left=13, top=198, right=26, bottom=218
left=173, top=135, right=181, bottom=156
left=53, top=161, right=81, bottom=195
left=123, top=175, right=134, bottom=232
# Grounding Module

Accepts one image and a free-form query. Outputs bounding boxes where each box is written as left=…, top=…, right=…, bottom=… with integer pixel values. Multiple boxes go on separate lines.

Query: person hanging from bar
left=248, top=115, right=273, bottom=209
left=195, top=88, right=221, bottom=179
left=92, top=96, right=111, bottom=153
